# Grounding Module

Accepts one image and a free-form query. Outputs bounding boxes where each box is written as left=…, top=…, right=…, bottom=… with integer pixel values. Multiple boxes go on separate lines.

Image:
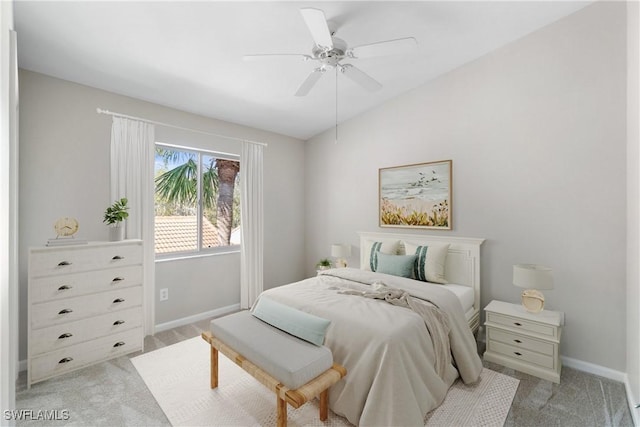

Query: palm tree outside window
left=154, top=144, right=240, bottom=256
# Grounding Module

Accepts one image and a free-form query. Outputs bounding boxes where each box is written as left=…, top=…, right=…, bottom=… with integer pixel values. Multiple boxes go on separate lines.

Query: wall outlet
left=159, top=288, right=169, bottom=301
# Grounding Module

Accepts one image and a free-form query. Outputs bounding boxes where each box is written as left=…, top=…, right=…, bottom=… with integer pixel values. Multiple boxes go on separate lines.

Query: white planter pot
left=109, top=225, right=125, bottom=242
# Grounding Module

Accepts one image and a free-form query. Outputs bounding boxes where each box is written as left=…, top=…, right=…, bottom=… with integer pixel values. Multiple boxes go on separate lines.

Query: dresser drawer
left=31, top=286, right=142, bottom=330
left=487, top=327, right=555, bottom=356
left=29, top=243, right=142, bottom=277
left=486, top=312, right=558, bottom=339
left=30, top=265, right=142, bottom=303
left=30, top=307, right=143, bottom=356
left=487, top=339, right=555, bottom=369
left=30, top=327, right=143, bottom=383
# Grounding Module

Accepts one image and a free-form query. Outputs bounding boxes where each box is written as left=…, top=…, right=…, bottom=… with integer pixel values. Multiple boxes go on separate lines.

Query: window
left=154, top=144, right=240, bottom=256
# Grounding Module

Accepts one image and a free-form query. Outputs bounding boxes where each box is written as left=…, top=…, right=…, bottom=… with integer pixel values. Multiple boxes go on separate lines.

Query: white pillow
left=403, top=242, right=450, bottom=284
left=362, top=240, right=400, bottom=271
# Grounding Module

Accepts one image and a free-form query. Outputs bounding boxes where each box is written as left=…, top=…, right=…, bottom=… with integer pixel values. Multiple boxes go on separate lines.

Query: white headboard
left=358, top=231, right=485, bottom=331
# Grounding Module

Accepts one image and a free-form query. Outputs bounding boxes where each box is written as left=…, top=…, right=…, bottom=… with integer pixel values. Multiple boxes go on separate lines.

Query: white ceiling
left=14, top=1, right=591, bottom=140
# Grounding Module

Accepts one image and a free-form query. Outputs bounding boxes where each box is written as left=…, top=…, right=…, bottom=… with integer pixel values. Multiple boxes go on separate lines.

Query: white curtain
left=240, top=142, right=264, bottom=309
left=110, top=117, right=155, bottom=334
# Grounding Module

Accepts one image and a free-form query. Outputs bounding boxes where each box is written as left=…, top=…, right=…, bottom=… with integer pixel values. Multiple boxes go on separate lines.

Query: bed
left=254, top=232, right=485, bottom=426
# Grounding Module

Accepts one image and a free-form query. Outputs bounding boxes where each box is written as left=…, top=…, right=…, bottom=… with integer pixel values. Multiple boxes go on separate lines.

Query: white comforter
left=257, top=268, right=483, bottom=426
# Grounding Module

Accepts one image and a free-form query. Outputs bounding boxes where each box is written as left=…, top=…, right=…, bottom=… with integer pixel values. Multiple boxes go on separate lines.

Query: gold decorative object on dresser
left=28, top=240, right=144, bottom=388
left=483, top=300, right=564, bottom=383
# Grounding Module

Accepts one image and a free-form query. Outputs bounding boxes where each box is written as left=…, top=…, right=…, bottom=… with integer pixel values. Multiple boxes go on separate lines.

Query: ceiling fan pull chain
left=335, top=66, right=338, bottom=144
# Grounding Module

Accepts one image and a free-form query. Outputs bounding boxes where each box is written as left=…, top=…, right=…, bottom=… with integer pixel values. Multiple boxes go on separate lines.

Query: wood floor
left=15, top=317, right=633, bottom=426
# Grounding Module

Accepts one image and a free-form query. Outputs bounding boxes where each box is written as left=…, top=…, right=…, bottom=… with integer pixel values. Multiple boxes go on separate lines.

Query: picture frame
left=379, top=160, right=452, bottom=230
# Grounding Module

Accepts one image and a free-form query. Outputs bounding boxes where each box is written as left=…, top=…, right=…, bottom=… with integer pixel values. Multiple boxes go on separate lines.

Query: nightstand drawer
left=487, top=312, right=557, bottom=338
left=487, top=327, right=554, bottom=356
left=488, top=340, right=555, bottom=369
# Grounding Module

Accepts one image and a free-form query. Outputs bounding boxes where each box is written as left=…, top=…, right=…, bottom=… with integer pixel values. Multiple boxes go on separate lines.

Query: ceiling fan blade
left=340, top=65, right=382, bottom=92
left=243, top=54, right=312, bottom=62
left=300, top=8, right=333, bottom=49
left=295, top=68, right=325, bottom=97
left=348, top=37, right=418, bottom=59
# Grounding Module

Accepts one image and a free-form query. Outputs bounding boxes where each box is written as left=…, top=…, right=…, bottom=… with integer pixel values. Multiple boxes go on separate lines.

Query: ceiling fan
left=243, top=8, right=418, bottom=96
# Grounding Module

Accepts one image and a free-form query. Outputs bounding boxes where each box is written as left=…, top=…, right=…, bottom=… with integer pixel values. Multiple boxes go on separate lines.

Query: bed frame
left=358, top=231, right=485, bottom=332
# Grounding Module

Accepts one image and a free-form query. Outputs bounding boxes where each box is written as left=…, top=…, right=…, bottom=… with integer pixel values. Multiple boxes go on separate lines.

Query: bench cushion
left=210, top=311, right=333, bottom=389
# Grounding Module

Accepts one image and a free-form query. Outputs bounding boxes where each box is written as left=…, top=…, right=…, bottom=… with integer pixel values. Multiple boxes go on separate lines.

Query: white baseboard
left=154, top=303, right=241, bottom=333
left=561, top=355, right=626, bottom=382
left=18, top=304, right=242, bottom=373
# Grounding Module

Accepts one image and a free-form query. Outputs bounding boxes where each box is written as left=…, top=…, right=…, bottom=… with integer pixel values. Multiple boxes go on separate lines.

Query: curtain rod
left=96, top=108, right=268, bottom=147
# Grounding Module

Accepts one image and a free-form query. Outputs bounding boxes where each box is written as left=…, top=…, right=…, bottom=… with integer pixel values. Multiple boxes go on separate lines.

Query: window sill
left=155, top=248, right=240, bottom=263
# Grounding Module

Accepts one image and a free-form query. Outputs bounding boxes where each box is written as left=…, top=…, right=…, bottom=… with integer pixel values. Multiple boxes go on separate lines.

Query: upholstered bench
left=201, top=304, right=346, bottom=427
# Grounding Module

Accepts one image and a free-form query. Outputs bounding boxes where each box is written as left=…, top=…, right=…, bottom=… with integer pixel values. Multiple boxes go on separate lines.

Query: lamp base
left=521, top=289, right=545, bottom=313
left=335, top=258, right=348, bottom=268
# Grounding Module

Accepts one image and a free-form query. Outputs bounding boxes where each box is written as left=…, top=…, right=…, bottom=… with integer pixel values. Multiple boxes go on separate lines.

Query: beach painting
left=379, top=160, right=452, bottom=229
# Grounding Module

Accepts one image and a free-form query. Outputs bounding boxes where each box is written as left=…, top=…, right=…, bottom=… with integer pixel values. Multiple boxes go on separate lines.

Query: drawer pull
left=111, top=277, right=125, bottom=283
left=514, top=322, right=522, bottom=326
left=112, top=255, right=124, bottom=260
left=58, top=357, right=73, bottom=364
left=514, top=352, right=522, bottom=356
left=58, top=333, right=73, bottom=339
left=113, top=320, right=125, bottom=326
left=514, top=339, right=522, bottom=344
left=57, top=261, right=72, bottom=267
left=57, top=285, right=72, bottom=291
left=113, top=341, right=125, bottom=348
left=113, top=298, right=125, bottom=304
left=58, top=309, right=73, bottom=315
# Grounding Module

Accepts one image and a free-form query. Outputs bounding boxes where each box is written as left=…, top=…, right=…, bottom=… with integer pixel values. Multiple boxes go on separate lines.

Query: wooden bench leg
left=277, top=396, right=287, bottom=427
left=319, top=389, right=328, bottom=421
left=210, top=346, right=218, bottom=389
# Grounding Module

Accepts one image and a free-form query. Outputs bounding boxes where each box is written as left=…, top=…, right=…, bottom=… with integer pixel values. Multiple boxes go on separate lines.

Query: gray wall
left=626, top=0, right=640, bottom=410
left=304, top=2, right=627, bottom=371
left=18, top=69, right=306, bottom=358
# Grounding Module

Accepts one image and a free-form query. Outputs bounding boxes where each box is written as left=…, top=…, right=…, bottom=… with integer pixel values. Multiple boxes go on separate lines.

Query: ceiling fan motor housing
left=312, top=37, right=347, bottom=67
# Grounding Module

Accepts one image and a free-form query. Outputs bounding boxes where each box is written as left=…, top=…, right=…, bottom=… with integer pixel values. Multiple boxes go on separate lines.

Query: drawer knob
left=514, top=339, right=522, bottom=344
left=57, top=285, right=72, bottom=291
left=58, top=333, right=73, bottom=339
left=58, top=357, right=73, bottom=364
left=58, top=309, right=73, bottom=315
left=514, top=352, right=522, bottom=356
left=111, top=277, right=124, bottom=283
left=514, top=322, right=522, bottom=326
left=57, top=261, right=72, bottom=267
left=113, top=341, right=125, bottom=348
left=112, top=255, right=124, bottom=260
left=113, top=298, right=125, bottom=304
left=113, top=320, right=125, bottom=326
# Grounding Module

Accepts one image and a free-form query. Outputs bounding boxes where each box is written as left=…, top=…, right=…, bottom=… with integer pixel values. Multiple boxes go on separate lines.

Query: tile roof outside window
left=155, top=216, right=224, bottom=254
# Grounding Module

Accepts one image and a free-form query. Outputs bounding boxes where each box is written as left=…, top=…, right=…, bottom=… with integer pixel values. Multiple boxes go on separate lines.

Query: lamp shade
left=331, top=244, right=351, bottom=258
left=513, top=264, right=554, bottom=290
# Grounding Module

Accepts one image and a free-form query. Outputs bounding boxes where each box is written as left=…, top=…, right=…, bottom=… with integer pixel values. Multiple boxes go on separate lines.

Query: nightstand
left=483, top=300, right=564, bottom=383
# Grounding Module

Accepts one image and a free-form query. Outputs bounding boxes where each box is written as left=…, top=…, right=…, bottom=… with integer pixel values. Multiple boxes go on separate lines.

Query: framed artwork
left=379, top=160, right=452, bottom=230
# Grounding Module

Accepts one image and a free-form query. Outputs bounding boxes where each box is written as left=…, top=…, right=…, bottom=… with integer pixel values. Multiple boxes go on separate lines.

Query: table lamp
left=513, top=264, right=554, bottom=313
left=331, top=244, right=351, bottom=268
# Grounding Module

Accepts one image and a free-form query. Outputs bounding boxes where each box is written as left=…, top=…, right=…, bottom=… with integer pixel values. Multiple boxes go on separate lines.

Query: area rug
left=132, top=337, right=519, bottom=427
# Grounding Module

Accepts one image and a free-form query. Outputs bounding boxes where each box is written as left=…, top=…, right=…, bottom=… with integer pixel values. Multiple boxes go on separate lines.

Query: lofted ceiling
left=14, top=1, right=591, bottom=140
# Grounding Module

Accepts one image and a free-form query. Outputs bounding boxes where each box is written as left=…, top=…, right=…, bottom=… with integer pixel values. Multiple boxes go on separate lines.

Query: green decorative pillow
left=375, top=253, right=417, bottom=278
left=251, top=297, right=331, bottom=346
left=404, top=242, right=450, bottom=284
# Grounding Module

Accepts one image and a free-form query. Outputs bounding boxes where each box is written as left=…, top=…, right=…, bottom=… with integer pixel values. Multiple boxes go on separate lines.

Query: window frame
left=154, top=142, right=241, bottom=260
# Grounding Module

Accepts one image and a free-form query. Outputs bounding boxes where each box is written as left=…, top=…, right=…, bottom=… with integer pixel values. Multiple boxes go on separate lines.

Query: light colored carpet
left=132, top=336, right=519, bottom=427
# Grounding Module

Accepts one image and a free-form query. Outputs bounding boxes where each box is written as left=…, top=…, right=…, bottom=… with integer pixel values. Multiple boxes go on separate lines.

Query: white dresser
left=483, top=300, right=564, bottom=383
left=28, top=240, right=144, bottom=387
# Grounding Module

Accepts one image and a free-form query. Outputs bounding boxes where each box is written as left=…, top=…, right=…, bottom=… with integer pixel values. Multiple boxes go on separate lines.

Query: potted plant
left=103, top=197, right=129, bottom=241
left=316, top=258, right=333, bottom=271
